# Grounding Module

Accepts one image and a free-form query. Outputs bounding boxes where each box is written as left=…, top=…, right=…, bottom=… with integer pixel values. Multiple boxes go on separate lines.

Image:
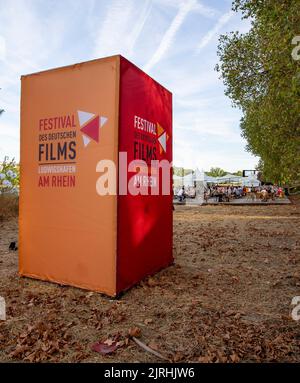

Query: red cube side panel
left=117, top=56, right=173, bottom=294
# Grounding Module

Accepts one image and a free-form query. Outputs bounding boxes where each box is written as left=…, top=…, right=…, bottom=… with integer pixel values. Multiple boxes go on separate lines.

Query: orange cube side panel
left=19, top=56, right=119, bottom=296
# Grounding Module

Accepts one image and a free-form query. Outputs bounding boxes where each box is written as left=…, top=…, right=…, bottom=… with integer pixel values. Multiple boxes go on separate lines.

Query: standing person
left=204, top=187, right=210, bottom=203
left=250, top=186, right=256, bottom=201
left=228, top=186, right=232, bottom=199
left=261, top=188, right=268, bottom=202
left=237, top=186, right=242, bottom=198
left=233, top=187, right=237, bottom=198
left=270, top=185, right=275, bottom=200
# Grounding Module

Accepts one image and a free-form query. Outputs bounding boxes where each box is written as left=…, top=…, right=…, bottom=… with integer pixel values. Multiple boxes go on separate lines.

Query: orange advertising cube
left=19, top=55, right=173, bottom=296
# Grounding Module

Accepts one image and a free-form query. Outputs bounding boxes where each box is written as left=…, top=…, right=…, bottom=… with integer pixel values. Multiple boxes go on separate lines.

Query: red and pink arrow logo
left=77, top=110, right=108, bottom=147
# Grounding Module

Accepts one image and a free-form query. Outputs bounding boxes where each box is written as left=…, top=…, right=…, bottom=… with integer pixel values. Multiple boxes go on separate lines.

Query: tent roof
left=173, top=175, right=182, bottom=180
left=216, top=174, right=241, bottom=180
left=173, top=169, right=261, bottom=186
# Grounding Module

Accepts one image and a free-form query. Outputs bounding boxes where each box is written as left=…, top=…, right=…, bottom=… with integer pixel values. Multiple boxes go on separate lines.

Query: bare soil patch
left=0, top=199, right=299, bottom=362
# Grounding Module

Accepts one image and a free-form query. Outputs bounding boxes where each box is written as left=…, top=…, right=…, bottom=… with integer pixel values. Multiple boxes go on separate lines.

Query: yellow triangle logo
left=157, top=123, right=164, bottom=137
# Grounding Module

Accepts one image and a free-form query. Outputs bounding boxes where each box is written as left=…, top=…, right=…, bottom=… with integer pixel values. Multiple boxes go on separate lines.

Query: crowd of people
left=174, top=184, right=285, bottom=203
left=205, top=185, right=285, bottom=202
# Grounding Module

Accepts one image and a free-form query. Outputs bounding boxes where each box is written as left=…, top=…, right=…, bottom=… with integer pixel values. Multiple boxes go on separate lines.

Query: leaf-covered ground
left=0, top=199, right=299, bottom=362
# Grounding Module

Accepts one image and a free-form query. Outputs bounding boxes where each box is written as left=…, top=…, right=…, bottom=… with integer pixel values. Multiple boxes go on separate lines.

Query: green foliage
left=206, top=167, right=227, bottom=177
left=0, top=156, right=20, bottom=194
left=233, top=170, right=243, bottom=177
left=173, top=166, right=193, bottom=177
left=216, top=0, right=300, bottom=184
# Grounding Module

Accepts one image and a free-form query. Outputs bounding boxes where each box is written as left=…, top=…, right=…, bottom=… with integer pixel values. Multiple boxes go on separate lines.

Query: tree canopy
left=206, top=167, right=227, bottom=177
left=216, top=0, right=300, bottom=184
left=173, top=166, right=193, bottom=177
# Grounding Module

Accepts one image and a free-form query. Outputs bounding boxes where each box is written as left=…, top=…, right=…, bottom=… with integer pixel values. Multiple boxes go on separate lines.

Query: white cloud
left=175, top=96, right=215, bottom=109
left=0, top=0, right=67, bottom=88
left=175, top=112, right=242, bottom=141
left=128, top=1, right=153, bottom=56
left=93, top=0, right=152, bottom=58
left=0, top=0, right=257, bottom=170
left=192, top=1, right=217, bottom=18
left=0, top=36, right=6, bottom=61
left=153, top=0, right=216, bottom=18
left=168, top=68, right=219, bottom=97
left=0, top=0, right=69, bottom=163
left=143, top=0, right=197, bottom=72
left=0, top=120, right=19, bottom=140
left=173, top=127, right=258, bottom=171
left=0, top=119, right=20, bottom=161
left=196, top=10, right=234, bottom=53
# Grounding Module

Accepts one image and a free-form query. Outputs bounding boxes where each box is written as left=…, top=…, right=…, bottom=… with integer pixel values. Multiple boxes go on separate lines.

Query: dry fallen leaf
left=91, top=340, right=119, bottom=355
left=173, top=352, right=184, bottom=362
left=104, top=338, right=115, bottom=346
left=148, top=341, right=159, bottom=351
left=198, top=355, right=211, bottom=363
left=128, top=327, right=141, bottom=338
left=230, top=353, right=240, bottom=362
left=10, top=345, right=29, bottom=357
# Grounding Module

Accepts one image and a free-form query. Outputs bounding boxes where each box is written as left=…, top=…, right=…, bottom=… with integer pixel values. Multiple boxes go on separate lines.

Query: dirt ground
left=0, top=198, right=299, bottom=363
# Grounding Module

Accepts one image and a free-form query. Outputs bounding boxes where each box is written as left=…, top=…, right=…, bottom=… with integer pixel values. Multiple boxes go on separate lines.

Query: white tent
left=193, top=169, right=218, bottom=183
left=194, top=168, right=204, bottom=181
left=241, top=176, right=260, bottom=187
left=173, top=174, right=184, bottom=188
left=204, top=175, right=218, bottom=183
left=215, top=174, right=242, bottom=183
left=182, top=172, right=194, bottom=187
left=173, top=173, right=194, bottom=187
left=174, top=169, right=261, bottom=189
left=173, top=175, right=182, bottom=180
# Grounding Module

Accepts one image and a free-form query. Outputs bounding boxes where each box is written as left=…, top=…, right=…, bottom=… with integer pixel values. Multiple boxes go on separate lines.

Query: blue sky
left=0, top=0, right=258, bottom=172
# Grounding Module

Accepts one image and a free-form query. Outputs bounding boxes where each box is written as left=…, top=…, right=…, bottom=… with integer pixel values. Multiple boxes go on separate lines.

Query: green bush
left=0, top=157, right=19, bottom=220
left=0, top=156, right=20, bottom=194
